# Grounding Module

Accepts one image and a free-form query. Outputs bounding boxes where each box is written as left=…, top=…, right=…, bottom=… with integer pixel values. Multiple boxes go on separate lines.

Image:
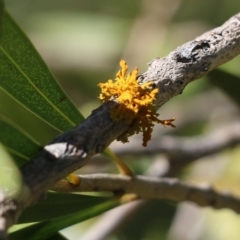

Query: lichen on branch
left=98, top=59, right=175, bottom=147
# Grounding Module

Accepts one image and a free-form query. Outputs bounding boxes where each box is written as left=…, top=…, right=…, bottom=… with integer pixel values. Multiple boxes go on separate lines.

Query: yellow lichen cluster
left=98, top=59, right=175, bottom=147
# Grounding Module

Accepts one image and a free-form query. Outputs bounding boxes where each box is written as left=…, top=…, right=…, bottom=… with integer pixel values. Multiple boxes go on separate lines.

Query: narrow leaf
left=0, top=114, right=41, bottom=166
left=0, top=10, right=84, bottom=132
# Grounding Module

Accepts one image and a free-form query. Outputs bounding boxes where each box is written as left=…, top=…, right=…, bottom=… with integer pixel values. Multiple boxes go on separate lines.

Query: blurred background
left=4, top=0, right=240, bottom=239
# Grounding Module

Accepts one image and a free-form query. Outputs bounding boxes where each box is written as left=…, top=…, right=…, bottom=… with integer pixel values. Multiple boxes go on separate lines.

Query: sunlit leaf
left=0, top=143, right=23, bottom=198
left=0, top=10, right=84, bottom=132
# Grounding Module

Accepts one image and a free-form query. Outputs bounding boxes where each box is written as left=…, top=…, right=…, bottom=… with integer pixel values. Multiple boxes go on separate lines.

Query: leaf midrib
left=0, top=45, right=76, bottom=129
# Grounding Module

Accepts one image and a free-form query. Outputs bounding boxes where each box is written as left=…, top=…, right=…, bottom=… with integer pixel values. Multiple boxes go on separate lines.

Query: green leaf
left=18, top=192, right=113, bottom=223
left=10, top=200, right=119, bottom=240
left=0, top=114, right=41, bottom=166
left=0, top=143, right=23, bottom=198
left=0, top=10, right=84, bottom=133
left=208, top=69, right=240, bottom=107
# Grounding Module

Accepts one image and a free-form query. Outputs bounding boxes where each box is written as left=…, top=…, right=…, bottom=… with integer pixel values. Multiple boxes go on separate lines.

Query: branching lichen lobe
left=98, top=60, right=176, bottom=146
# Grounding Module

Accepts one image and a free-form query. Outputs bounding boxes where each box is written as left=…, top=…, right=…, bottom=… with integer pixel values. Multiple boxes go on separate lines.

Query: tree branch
left=52, top=173, right=240, bottom=213
left=1, top=12, right=240, bottom=237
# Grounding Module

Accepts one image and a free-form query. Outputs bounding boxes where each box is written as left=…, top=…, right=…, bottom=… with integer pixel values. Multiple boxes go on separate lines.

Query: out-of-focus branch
left=1, top=12, right=240, bottom=238
left=53, top=173, right=240, bottom=213
left=166, top=122, right=240, bottom=176
left=112, top=121, right=240, bottom=159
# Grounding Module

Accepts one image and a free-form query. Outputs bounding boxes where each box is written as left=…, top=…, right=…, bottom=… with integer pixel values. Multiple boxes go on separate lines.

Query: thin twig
left=52, top=173, right=240, bottom=213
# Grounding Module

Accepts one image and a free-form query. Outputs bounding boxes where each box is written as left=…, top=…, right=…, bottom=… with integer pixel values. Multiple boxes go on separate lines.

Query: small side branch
left=53, top=174, right=240, bottom=213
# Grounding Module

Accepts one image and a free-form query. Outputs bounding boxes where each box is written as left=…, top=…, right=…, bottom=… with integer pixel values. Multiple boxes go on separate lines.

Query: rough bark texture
left=139, top=13, right=240, bottom=108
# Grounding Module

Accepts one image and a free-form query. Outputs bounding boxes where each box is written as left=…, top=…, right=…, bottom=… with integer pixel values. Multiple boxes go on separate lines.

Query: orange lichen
left=98, top=59, right=176, bottom=147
